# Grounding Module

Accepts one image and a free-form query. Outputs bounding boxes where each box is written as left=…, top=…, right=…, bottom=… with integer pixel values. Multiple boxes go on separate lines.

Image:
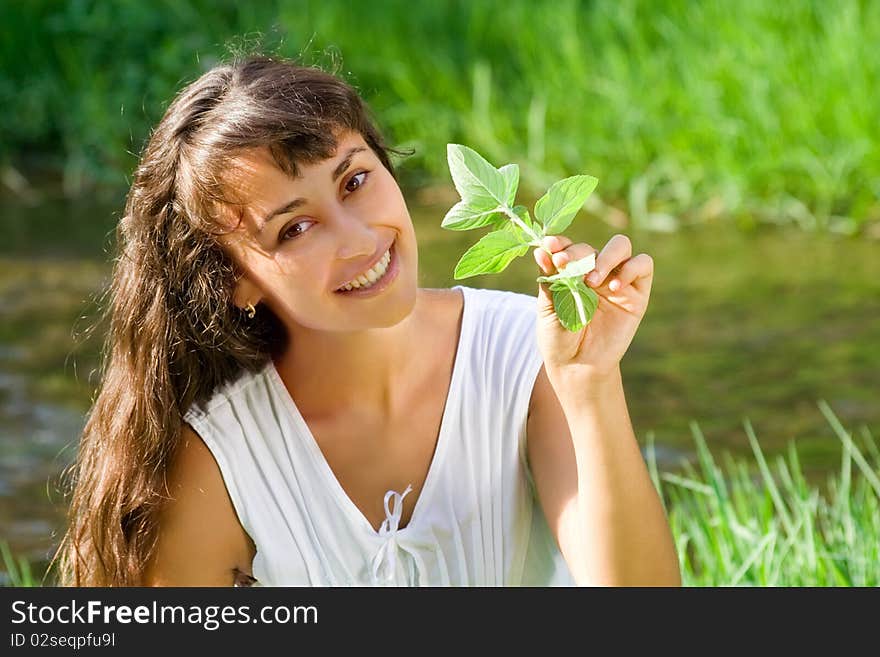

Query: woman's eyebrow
left=259, top=198, right=303, bottom=233
left=259, top=145, right=368, bottom=232
left=331, top=146, right=367, bottom=181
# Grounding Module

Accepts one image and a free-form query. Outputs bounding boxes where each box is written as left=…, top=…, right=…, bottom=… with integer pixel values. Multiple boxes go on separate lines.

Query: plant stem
left=499, top=205, right=550, bottom=254
left=569, top=278, right=587, bottom=327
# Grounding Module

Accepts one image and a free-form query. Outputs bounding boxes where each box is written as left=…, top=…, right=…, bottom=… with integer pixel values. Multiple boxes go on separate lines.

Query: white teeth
left=338, top=248, right=392, bottom=292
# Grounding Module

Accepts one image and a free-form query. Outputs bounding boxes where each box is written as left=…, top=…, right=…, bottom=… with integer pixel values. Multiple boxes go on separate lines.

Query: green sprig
left=442, top=144, right=600, bottom=332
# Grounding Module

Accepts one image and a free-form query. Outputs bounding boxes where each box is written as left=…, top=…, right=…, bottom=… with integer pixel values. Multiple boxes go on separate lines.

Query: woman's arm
left=527, top=365, right=680, bottom=586
left=527, top=232, right=680, bottom=586
left=143, top=424, right=256, bottom=586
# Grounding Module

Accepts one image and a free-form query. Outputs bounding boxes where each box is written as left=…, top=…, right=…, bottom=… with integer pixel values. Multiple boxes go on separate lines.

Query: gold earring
left=245, top=303, right=256, bottom=319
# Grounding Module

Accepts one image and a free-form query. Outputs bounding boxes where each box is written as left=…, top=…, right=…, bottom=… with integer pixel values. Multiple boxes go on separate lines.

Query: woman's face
left=219, top=130, right=419, bottom=336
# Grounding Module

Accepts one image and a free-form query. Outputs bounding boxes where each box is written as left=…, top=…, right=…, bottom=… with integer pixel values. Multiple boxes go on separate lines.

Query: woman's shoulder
left=143, top=422, right=255, bottom=585
left=421, top=285, right=537, bottom=316
left=419, top=286, right=464, bottom=309
left=421, top=285, right=540, bottom=369
left=183, top=363, right=270, bottom=423
left=458, top=286, right=538, bottom=331
left=418, top=286, right=538, bottom=362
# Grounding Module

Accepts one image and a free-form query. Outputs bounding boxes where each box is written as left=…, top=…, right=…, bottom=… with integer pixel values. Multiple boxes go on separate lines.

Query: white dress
left=183, top=285, right=575, bottom=586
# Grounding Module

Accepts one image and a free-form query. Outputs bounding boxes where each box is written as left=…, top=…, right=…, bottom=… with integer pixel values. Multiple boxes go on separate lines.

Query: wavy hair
left=53, top=54, right=399, bottom=585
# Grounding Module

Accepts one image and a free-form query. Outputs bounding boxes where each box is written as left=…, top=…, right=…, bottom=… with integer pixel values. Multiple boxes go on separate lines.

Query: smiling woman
left=53, top=54, right=679, bottom=587
left=216, top=131, right=418, bottom=330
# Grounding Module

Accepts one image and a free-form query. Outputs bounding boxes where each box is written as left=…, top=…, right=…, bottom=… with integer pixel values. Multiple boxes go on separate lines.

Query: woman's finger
left=606, top=253, right=654, bottom=294
left=550, top=242, right=597, bottom=271
left=586, top=234, right=633, bottom=288
left=541, top=235, right=573, bottom=254
left=533, top=247, right=555, bottom=275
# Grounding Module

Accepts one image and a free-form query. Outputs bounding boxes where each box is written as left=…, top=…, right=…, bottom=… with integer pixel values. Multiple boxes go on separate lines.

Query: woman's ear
left=214, top=214, right=265, bottom=311
left=232, top=274, right=262, bottom=310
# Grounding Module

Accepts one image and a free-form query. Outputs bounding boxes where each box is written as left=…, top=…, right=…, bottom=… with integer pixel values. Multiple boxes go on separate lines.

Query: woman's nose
left=332, top=208, right=377, bottom=259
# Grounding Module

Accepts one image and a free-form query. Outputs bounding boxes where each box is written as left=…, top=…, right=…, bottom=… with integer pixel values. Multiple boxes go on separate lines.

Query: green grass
left=2, top=0, right=879, bottom=233
left=1, top=540, right=35, bottom=587
left=648, top=400, right=880, bottom=586
left=3, top=400, right=878, bottom=587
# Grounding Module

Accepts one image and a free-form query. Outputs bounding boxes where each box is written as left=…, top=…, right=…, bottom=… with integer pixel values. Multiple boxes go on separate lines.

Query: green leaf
left=546, top=278, right=599, bottom=332
left=536, top=252, right=597, bottom=283
left=447, top=144, right=508, bottom=208
left=441, top=200, right=504, bottom=231
left=498, top=163, right=520, bottom=206
left=453, top=230, right=530, bottom=279
left=534, top=175, right=598, bottom=235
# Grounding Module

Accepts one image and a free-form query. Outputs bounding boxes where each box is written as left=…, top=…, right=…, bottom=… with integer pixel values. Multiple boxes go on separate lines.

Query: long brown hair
left=53, top=54, right=399, bottom=585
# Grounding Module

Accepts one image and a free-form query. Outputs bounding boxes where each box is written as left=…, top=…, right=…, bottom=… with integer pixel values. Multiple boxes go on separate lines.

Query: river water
left=2, top=189, right=878, bottom=581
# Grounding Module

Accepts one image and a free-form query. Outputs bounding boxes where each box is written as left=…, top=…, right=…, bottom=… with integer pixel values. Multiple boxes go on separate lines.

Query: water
left=2, top=189, right=878, bottom=577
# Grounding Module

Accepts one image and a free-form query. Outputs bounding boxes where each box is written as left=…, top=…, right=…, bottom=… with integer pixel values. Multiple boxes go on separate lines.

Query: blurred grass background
left=2, top=0, right=879, bottom=234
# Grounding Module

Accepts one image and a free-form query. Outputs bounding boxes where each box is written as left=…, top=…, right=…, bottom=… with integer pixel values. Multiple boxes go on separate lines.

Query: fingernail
left=609, top=279, right=620, bottom=291
left=587, top=272, right=600, bottom=285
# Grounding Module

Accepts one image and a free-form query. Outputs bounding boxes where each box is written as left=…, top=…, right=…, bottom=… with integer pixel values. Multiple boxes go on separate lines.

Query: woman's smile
left=334, top=239, right=400, bottom=298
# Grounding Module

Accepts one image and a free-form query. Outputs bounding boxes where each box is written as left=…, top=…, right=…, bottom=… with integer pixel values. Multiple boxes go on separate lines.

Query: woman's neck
left=273, top=289, right=435, bottom=418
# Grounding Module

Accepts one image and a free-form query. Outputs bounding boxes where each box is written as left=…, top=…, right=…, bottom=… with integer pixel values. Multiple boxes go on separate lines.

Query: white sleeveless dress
left=183, top=285, right=575, bottom=586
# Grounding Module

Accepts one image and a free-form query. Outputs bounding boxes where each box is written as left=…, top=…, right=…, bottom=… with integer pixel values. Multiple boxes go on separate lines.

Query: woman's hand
left=534, top=234, right=654, bottom=387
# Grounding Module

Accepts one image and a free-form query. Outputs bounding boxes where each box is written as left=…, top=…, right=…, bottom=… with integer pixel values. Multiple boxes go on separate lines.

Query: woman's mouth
left=334, top=242, right=399, bottom=297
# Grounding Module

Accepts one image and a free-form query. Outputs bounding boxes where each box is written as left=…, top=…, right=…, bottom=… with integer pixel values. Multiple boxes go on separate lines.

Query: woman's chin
left=376, top=283, right=418, bottom=327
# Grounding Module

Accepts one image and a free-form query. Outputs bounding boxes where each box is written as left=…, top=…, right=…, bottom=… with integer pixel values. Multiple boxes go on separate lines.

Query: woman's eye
left=345, top=171, right=368, bottom=193
left=281, top=219, right=314, bottom=242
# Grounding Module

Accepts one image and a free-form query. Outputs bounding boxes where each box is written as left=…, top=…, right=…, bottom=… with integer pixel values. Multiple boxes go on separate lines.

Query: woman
left=55, top=54, right=680, bottom=586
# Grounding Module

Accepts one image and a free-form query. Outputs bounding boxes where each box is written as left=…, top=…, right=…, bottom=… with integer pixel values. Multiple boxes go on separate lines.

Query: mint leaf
left=547, top=278, right=599, bottom=332
left=536, top=252, right=597, bottom=283
left=534, top=175, right=598, bottom=235
left=447, top=144, right=508, bottom=208
left=453, top=230, right=530, bottom=279
left=498, top=163, right=520, bottom=206
left=441, top=200, right=504, bottom=231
